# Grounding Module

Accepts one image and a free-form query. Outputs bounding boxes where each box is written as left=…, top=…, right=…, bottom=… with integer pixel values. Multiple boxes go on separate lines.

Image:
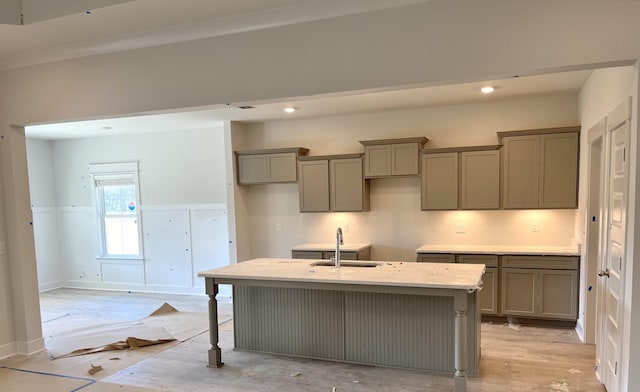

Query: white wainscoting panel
left=58, top=207, right=101, bottom=285
left=142, top=209, right=191, bottom=287
left=190, top=209, right=230, bottom=288
left=100, top=261, right=145, bottom=285
left=32, top=207, right=63, bottom=291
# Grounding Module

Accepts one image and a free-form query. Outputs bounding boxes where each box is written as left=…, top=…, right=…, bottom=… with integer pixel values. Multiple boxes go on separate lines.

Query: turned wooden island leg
left=453, top=291, right=467, bottom=392
left=205, top=278, right=223, bottom=368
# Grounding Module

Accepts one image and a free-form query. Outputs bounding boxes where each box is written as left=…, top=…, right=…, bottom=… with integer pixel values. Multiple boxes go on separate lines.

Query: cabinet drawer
left=501, top=255, right=578, bottom=270
left=292, top=251, right=324, bottom=259
left=416, top=253, right=456, bottom=263
left=457, top=254, right=499, bottom=267
left=336, top=252, right=358, bottom=260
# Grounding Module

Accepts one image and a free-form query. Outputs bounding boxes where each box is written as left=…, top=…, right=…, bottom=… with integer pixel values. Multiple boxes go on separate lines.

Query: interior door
left=599, top=101, right=630, bottom=392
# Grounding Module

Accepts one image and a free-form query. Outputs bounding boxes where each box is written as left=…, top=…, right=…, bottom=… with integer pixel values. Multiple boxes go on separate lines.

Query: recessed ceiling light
left=284, top=107, right=296, bottom=113
left=480, top=86, right=495, bottom=94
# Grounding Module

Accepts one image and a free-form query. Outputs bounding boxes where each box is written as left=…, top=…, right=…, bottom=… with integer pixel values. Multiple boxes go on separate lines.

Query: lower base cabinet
left=500, top=256, right=578, bottom=320
left=416, top=252, right=578, bottom=321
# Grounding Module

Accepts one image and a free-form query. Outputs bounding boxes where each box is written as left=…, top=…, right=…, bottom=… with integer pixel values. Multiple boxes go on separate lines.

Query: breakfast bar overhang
left=199, top=258, right=485, bottom=392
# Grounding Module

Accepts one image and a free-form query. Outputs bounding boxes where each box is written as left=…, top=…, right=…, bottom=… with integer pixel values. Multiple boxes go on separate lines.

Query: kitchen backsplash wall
left=238, top=93, right=580, bottom=261
left=244, top=178, right=577, bottom=261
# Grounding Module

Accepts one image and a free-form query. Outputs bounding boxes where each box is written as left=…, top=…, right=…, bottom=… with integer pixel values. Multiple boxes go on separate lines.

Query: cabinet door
left=331, top=158, right=366, bottom=211
left=421, top=152, right=458, bottom=210
left=539, top=133, right=579, bottom=208
left=502, top=135, right=540, bottom=208
left=391, top=143, right=419, bottom=175
left=501, top=268, right=536, bottom=317
left=479, top=267, right=498, bottom=315
left=299, top=160, right=330, bottom=212
left=364, top=145, right=391, bottom=177
left=416, top=253, right=456, bottom=263
left=460, top=150, right=500, bottom=209
left=268, top=153, right=297, bottom=182
left=238, top=154, right=268, bottom=184
left=538, top=269, right=577, bottom=320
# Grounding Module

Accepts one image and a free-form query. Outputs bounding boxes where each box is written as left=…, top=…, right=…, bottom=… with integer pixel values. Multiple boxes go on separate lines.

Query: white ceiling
left=0, top=0, right=429, bottom=70
left=2, top=0, right=594, bottom=140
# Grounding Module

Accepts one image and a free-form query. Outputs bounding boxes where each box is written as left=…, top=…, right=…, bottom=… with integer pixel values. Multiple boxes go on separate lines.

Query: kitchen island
left=198, top=258, right=485, bottom=392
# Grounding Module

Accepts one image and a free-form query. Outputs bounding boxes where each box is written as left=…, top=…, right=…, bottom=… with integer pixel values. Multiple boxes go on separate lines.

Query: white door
left=598, top=99, right=630, bottom=392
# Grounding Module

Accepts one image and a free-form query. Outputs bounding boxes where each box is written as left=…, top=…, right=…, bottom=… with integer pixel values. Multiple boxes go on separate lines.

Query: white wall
left=239, top=93, right=580, bottom=261
left=26, top=127, right=231, bottom=294
left=578, top=66, right=639, bottom=391
left=26, top=140, right=63, bottom=291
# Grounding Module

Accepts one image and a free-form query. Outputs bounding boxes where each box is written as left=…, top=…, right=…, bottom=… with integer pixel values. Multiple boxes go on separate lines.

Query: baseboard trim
left=0, top=342, right=17, bottom=360
left=15, top=337, right=45, bottom=356
left=574, top=318, right=584, bottom=342
left=39, top=281, right=64, bottom=293
left=61, top=280, right=209, bottom=296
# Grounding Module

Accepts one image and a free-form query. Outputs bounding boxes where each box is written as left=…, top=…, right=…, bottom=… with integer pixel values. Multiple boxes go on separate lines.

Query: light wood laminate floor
left=0, top=288, right=604, bottom=391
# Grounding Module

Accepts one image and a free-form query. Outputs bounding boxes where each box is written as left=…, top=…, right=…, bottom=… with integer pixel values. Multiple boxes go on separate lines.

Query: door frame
left=585, top=119, right=607, bottom=347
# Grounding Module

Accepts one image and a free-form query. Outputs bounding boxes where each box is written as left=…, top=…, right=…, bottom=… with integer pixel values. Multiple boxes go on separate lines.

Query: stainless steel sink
left=310, top=261, right=382, bottom=268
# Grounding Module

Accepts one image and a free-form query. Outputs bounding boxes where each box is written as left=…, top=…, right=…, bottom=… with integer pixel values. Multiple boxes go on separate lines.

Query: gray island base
left=199, top=258, right=485, bottom=392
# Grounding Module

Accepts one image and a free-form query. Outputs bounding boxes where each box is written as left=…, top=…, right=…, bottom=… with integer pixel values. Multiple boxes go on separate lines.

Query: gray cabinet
left=415, top=252, right=578, bottom=320
left=500, top=255, right=578, bottom=320
left=416, top=253, right=456, bottom=263
left=292, top=248, right=371, bottom=260
left=457, top=254, right=498, bottom=315
left=460, top=149, right=500, bottom=209
left=421, top=146, right=500, bottom=210
left=236, top=147, right=309, bottom=185
left=499, top=127, right=579, bottom=209
left=360, top=137, right=428, bottom=178
left=298, top=154, right=369, bottom=212
left=421, top=152, right=458, bottom=210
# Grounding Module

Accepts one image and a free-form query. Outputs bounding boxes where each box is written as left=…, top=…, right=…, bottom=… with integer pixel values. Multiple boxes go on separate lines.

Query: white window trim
left=89, top=162, right=144, bottom=260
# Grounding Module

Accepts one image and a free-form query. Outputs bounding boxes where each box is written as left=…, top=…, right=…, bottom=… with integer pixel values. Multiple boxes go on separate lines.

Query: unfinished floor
left=0, top=288, right=604, bottom=391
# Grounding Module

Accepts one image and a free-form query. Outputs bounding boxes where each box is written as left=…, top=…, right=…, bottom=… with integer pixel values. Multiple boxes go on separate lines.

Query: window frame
left=89, top=162, right=143, bottom=260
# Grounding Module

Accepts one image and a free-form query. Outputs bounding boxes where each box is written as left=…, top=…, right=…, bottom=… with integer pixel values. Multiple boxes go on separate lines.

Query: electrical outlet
left=455, top=223, right=466, bottom=233
left=275, top=223, right=282, bottom=232
left=531, top=222, right=540, bottom=232
left=342, top=223, right=350, bottom=233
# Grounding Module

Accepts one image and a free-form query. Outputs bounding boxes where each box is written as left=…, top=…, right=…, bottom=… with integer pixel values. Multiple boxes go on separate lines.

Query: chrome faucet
left=335, top=227, right=344, bottom=268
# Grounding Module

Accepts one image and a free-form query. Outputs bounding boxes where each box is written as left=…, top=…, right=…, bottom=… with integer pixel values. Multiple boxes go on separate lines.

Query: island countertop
left=291, top=243, right=371, bottom=252
left=198, top=258, right=484, bottom=291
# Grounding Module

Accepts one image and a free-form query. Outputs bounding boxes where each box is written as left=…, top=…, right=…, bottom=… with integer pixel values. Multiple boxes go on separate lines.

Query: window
left=89, top=162, right=142, bottom=258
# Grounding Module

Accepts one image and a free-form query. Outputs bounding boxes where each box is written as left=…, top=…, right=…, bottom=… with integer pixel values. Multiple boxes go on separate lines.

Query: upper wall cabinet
left=360, top=137, right=428, bottom=178
left=236, top=147, right=309, bottom=185
left=498, top=127, right=579, bottom=209
left=298, top=154, right=369, bottom=212
left=421, top=145, right=501, bottom=210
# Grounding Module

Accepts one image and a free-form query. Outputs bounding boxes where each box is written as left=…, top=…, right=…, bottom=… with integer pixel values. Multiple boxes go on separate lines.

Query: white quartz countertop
left=415, top=244, right=580, bottom=256
left=291, top=243, right=372, bottom=252
left=198, top=258, right=484, bottom=291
